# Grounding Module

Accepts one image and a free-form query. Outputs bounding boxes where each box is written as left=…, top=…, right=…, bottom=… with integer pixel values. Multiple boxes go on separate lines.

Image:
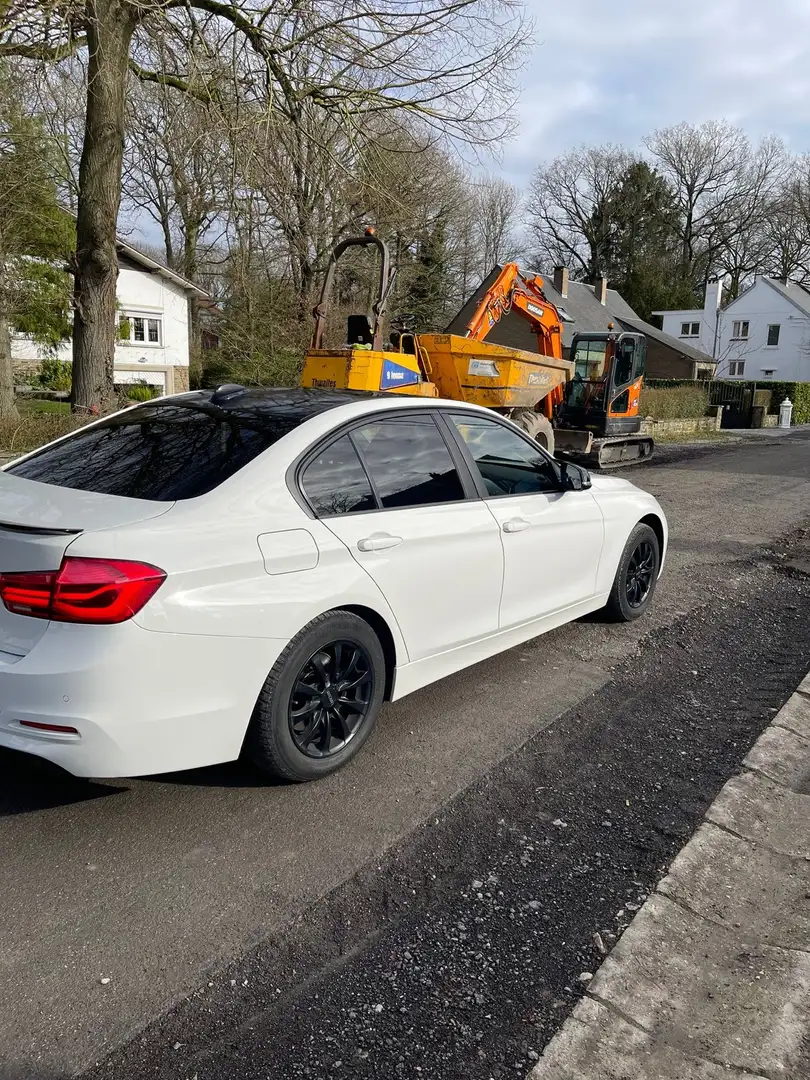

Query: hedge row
left=645, top=379, right=810, bottom=424
left=760, top=381, right=810, bottom=423
left=639, top=385, right=709, bottom=420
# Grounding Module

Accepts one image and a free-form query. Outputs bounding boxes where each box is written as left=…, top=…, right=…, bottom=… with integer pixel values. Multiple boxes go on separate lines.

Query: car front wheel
left=245, top=611, right=386, bottom=781
left=604, top=523, right=660, bottom=622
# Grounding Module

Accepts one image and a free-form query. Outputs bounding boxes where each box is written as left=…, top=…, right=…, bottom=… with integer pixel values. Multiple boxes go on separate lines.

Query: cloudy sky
left=499, top=0, right=810, bottom=187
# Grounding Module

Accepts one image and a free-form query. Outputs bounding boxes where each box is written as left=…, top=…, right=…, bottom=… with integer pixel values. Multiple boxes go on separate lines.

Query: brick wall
left=171, top=367, right=190, bottom=393
left=13, top=360, right=42, bottom=383
left=644, top=340, right=698, bottom=380
left=640, top=413, right=723, bottom=437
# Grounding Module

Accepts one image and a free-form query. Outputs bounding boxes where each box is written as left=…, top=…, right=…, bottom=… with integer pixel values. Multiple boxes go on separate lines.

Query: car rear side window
left=300, top=436, right=376, bottom=516
left=6, top=402, right=293, bottom=501
left=353, top=415, right=465, bottom=509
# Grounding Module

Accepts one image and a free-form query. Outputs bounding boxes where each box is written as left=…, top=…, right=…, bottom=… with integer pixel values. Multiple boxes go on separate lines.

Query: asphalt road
left=2, top=430, right=810, bottom=1080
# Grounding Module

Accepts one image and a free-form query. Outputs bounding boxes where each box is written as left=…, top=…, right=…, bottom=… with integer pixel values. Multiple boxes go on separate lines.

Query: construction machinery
left=300, top=229, right=653, bottom=468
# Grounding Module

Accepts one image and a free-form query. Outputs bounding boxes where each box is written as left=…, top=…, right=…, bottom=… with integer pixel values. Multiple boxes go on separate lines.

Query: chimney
left=553, top=266, right=569, bottom=298
left=704, top=278, right=723, bottom=317
left=704, top=278, right=724, bottom=359
left=595, top=277, right=607, bottom=305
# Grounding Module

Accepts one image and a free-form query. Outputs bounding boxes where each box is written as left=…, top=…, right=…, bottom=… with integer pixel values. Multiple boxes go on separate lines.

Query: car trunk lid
left=0, top=474, right=170, bottom=658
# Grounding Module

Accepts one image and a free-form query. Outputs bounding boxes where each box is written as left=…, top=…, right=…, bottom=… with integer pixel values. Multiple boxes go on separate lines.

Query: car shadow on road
left=0, top=748, right=126, bottom=816
left=142, top=758, right=287, bottom=788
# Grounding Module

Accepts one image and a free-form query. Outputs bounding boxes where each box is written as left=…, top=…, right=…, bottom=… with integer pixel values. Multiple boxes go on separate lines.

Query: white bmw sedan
left=0, top=387, right=666, bottom=782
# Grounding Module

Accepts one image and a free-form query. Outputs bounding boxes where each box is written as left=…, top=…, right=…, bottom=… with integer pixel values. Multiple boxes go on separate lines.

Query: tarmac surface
left=1, top=428, right=809, bottom=1079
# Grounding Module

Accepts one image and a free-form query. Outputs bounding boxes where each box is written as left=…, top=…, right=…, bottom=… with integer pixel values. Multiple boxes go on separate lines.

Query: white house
left=12, top=238, right=211, bottom=395
left=654, top=278, right=810, bottom=382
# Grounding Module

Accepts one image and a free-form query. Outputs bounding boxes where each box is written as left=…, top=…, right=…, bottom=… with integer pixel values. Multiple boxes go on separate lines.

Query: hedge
left=762, top=381, right=810, bottom=423
left=646, top=378, right=810, bottom=424
left=639, top=384, right=709, bottom=420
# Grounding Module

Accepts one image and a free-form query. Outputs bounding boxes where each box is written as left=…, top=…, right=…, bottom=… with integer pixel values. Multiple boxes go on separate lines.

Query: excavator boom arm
left=463, top=263, right=564, bottom=359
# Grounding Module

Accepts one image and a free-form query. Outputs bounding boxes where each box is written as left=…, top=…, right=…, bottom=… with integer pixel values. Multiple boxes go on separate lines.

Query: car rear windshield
left=6, top=399, right=299, bottom=501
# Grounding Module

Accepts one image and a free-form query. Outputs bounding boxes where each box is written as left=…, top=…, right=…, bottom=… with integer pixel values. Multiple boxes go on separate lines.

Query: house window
left=120, top=313, right=162, bottom=346
left=680, top=321, right=700, bottom=337
left=767, top=324, right=780, bottom=346
left=731, top=320, right=749, bottom=340
left=729, top=361, right=746, bottom=376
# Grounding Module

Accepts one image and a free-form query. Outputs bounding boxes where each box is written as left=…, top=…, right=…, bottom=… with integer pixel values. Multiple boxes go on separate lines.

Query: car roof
left=165, top=386, right=382, bottom=420
left=162, top=386, right=495, bottom=423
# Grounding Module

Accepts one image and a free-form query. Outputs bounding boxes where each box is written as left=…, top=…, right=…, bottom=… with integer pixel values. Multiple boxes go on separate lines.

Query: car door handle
left=502, top=518, right=530, bottom=534
left=357, top=533, right=404, bottom=552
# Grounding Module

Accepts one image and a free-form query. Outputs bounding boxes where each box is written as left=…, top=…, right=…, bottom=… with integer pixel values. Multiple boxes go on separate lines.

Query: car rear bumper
left=0, top=622, right=287, bottom=777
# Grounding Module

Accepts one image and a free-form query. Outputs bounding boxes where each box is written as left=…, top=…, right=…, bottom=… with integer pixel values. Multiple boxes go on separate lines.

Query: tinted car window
left=7, top=400, right=295, bottom=501
left=301, top=436, right=375, bottom=516
left=353, top=415, right=465, bottom=509
left=450, top=413, right=559, bottom=496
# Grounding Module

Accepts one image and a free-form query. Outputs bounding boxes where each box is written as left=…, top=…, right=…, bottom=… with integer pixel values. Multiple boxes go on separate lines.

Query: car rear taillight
left=0, top=557, right=166, bottom=624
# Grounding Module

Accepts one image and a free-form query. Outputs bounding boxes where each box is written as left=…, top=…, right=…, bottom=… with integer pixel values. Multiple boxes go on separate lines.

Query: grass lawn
left=18, top=398, right=71, bottom=416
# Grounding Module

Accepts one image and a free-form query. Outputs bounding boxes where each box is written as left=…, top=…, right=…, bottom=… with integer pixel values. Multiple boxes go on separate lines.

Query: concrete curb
left=529, top=671, right=810, bottom=1080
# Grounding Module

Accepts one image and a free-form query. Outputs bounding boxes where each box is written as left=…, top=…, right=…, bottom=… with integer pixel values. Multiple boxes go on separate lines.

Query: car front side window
left=449, top=413, right=560, bottom=497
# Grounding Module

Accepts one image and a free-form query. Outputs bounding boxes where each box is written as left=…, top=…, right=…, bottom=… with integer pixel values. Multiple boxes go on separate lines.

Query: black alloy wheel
left=245, top=611, right=386, bottom=782
left=625, top=538, right=656, bottom=608
left=289, top=641, right=374, bottom=758
left=604, top=522, right=661, bottom=622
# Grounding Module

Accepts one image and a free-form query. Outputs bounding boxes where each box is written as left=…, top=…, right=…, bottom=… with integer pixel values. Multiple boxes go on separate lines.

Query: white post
left=779, top=397, right=793, bottom=429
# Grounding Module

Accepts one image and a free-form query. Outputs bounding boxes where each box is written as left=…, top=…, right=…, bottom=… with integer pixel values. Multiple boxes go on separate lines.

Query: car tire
left=510, top=409, right=555, bottom=455
left=245, top=611, right=386, bottom=782
left=603, top=523, right=660, bottom=622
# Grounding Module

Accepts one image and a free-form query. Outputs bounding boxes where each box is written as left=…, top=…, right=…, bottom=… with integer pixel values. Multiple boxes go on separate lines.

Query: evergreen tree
left=408, top=214, right=449, bottom=331
left=0, top=82, right=73, bottom=419
left=601, top=162, right=697, bottom=319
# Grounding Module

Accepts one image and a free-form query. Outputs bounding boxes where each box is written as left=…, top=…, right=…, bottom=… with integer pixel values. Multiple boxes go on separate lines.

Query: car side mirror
left=559, top=460, right=592, bottom=491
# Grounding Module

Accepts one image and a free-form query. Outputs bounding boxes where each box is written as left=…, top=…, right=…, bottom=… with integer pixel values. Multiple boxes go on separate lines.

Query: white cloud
left=498, top=0, right=810, bottom=186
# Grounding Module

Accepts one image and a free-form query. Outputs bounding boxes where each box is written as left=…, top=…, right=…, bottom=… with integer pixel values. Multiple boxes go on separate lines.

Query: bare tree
left=123, top=77, right=229, bottom=355
left=528, top=145, right=636, bottom=282
left=644, top=121, right=750, bottom=286
left=774, top=155, right=810, bottom=284
left=27, top=58, right=86, bottom=210
left=0, top=0, right=529, bottom=413
left=473, top=173, right=523, bottom=270
left=711, top=134, right=788, bottom=298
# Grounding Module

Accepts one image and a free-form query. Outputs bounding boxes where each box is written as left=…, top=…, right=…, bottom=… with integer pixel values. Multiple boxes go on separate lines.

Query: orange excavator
left=300, top=229, right=654, bottom=468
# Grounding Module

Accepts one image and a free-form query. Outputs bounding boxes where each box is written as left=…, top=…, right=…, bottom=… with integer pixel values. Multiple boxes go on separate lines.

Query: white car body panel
left=0, top=393, right=668, bottom=778
left=391, top=594, right=606, bottom=701
left=484, top=489, right=605, bottom=628
left=324, top=501, right=503, bottom=660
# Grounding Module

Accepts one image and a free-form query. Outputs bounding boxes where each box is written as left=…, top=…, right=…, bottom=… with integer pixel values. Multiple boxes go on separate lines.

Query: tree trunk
left=71, top=0, right=137, bottom=415
left=182, top=226, right=201, bottom=363
left=0, top=314, right=20, bottom=421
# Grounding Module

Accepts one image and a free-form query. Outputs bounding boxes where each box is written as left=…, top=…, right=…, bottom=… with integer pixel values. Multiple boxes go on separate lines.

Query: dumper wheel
left=510, top=409, right=555, bottom=455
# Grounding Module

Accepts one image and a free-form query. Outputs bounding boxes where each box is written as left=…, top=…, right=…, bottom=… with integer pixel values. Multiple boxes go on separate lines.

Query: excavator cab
left=561, top=332, right=646, bottom=437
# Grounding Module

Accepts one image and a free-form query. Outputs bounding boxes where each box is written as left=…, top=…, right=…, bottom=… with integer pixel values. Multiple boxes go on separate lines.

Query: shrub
left=199, top=348, right=302, bottom=390
left=38, top=357, right=72, bottom=391
left=0, top=413, right=84, bottom=454
left=765, top=381, right=810, bottom=423
left=639, top=385, right=709, bottom=420
left=125, top=381, right=159, bottom=402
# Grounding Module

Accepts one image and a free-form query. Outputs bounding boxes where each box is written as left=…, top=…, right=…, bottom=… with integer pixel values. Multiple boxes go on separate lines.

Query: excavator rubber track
left=561, top=434, right=655, bottom=471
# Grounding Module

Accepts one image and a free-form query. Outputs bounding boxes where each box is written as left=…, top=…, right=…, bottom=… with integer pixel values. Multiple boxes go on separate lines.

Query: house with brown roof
left=447, top=267, right=716, bottom=381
